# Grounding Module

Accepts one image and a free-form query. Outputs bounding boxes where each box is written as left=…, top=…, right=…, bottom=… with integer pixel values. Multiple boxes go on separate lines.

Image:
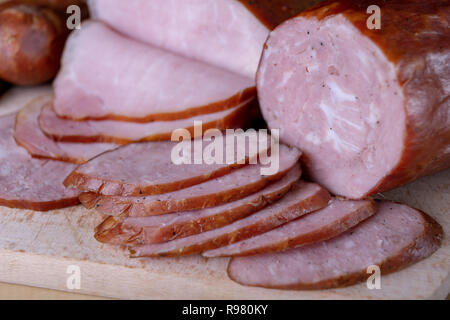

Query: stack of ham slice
left=67, top=130, right=441, bottom=290
left=2, top=0, right=276, bottom=211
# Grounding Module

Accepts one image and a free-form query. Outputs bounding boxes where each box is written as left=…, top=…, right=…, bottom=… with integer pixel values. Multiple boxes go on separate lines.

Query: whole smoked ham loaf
left=257, top=0, right=450, bottom=198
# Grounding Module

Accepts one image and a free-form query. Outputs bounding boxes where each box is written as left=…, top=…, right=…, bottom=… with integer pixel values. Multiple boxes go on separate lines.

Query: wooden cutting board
left=0, top=87, right=448, bottom=300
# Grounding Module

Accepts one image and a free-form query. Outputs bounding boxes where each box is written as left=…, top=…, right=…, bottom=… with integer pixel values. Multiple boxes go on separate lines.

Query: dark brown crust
left=227, top=204, right=443, bottom=290
left=40, top=99, right=261, bottom=144
left=209, top=199, right=376, bottom=257
left=0, top=1, right=69, bottom=85
left=54, top=87, right=257, bottom=123
left=128, top=184, right=332, bottom=257
left=81, top=164, right=298, bottom=217
left=297, top=0, right=450, bottom=195
left=239, top=0, right=326, bottom=29
left=94, top=169, right=299, bottom=245
left=0, top=195, right=79, bottom=212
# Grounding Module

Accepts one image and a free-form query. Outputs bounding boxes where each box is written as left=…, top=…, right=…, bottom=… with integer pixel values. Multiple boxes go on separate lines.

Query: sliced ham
left=228, top=201, right=443, bottom=290
left=14, top=95, right=118, bottom=164
left=129, top=181, right=331, bottom=257
left=80, top=146, right=301, bottom=216
left=64, top=133, right=273, bottom=196
left=0, top=113, right=79, bottom=211
left=53, top=21, right=256, bottom=122
left=94, top=165, right=302, bottom=245
left=257, top=0, right=450, bottom=198
left=203, top=198, right=376, bottom=257
left=88, top=0, right=323, bottom=78
left=39, top=98, right=259, bottom=144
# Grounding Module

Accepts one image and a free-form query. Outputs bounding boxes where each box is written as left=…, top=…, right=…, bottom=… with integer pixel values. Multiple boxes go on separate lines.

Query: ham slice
left=53, top=21, right=255, bottom=122
left=39, top=98, right=259, bottom=144
left=14, top=95, right=118, bottom=163
left=204, top=198, right=376, bottom=257
left=64, top=133, right=272, bottom=196
left=129, top=181, right=331, bottom=257
left=80, top=146, right=301, bottom=216
left=227, top=201, right=443, bottom=290
left=94, top=165, right=302, bottom=245
left=89, top=0, right=324, bottom=78
left=257, top=0, right=450, bottom=198
left=0, top=113, right=79, bottom=211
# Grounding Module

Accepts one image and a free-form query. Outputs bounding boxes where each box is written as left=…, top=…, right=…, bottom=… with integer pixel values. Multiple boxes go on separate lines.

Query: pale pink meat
left=39, top=98, right=257, bottom=143
left=53, top=21, right=255, bottom=121
left=258, top=16, right=405, bottom=198
left=228, top=201, right=443, bottom=289
left=88, top=0, right=270, bottom=78
left=129, top=181, right=331, bottom=257
left=14, top=95, right=117, bottom=163
left=0, top=114, right=80, bottom=211
left=81, top=147, right=301, bottom=216
left=204, top=198, right=376, bottom=257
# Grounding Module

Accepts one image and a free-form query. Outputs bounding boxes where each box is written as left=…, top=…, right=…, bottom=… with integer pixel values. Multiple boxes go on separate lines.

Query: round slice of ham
left=257, top=0, right=450, bottom=198
left=64, top=132, right=273, bottom=196
left=14, top=95, right=118, bottom=164
left=129, top=181, right=331, bottom=257
left=203, top=198, right=376, bottom=257
left=39, top=98, right=259, bottom=144
left=94, top=165, right=302, bottom=245
left=0, top=114, right=79, bottom=211
left=228, top=201, right=443, bottom=290
left=54, top=21, right=256, bottom=122
left=80, top=146, right=301, bottom=216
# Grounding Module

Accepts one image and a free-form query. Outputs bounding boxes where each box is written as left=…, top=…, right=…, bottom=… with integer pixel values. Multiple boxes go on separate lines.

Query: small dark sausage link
left=0, top=1, right=69, bottom=85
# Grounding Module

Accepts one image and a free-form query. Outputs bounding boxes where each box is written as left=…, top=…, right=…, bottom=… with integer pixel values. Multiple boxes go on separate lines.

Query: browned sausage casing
left=0, top=1, right=69, bottom=85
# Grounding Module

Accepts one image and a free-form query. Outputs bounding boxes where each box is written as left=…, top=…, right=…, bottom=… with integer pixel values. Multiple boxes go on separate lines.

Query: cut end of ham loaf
left=227, top=201, right=443, bottom=290
left=257, top=0, right=450, bottom=198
